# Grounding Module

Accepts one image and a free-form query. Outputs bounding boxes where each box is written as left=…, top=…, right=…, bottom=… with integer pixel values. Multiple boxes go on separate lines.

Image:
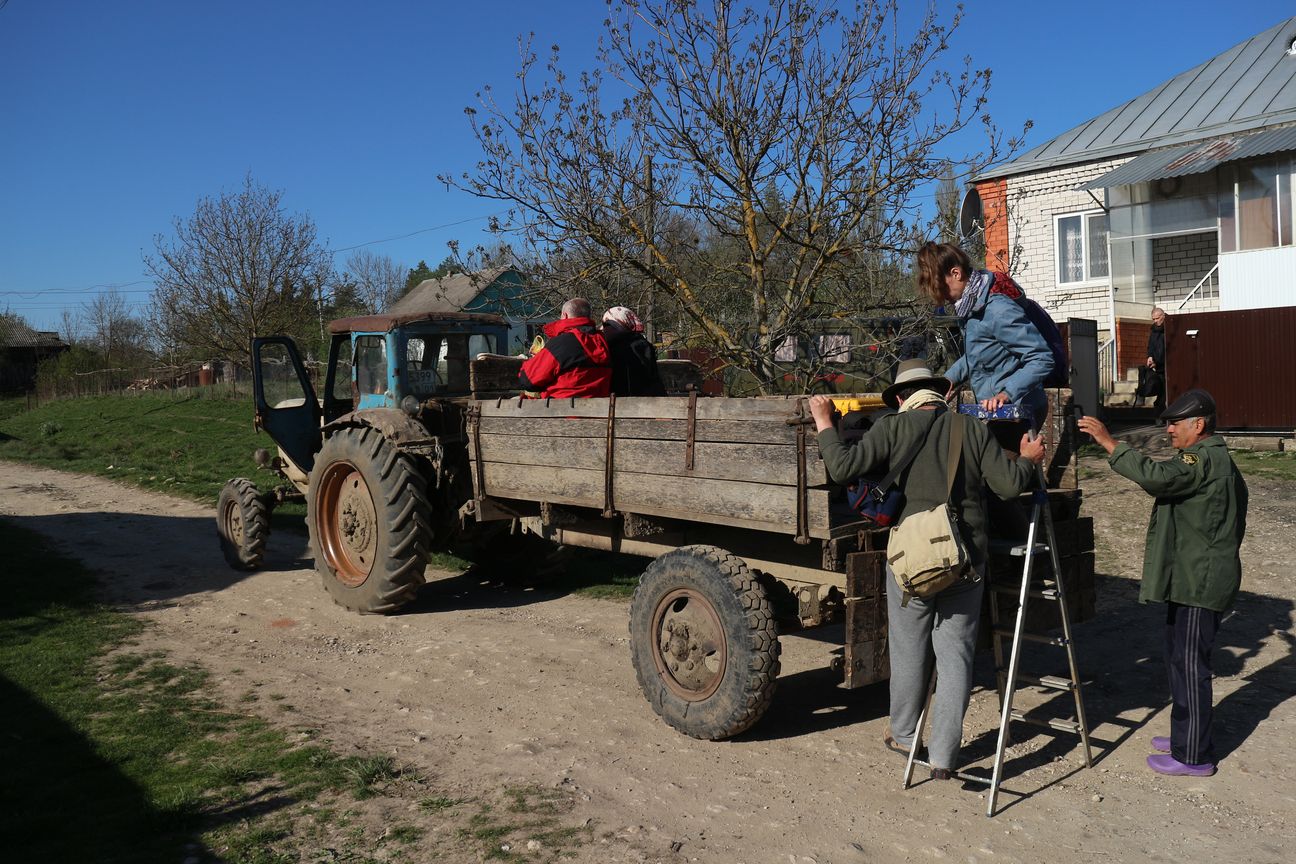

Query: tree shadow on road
left=4, top=511, right=313, bottom=608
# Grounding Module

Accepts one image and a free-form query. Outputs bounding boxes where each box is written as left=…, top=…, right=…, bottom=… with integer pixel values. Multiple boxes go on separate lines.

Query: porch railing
left=1176, top=262, right=1219, bottom=311
left=1097, top=337, right=1117, bottom=396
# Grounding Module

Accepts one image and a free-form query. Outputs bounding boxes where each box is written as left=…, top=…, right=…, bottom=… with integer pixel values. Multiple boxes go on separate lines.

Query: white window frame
left=1054, top=210, right=1111, bottom=286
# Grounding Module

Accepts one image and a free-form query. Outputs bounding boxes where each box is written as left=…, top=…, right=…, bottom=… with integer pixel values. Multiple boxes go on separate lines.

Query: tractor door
left=251, top=336, right=322, bottom=473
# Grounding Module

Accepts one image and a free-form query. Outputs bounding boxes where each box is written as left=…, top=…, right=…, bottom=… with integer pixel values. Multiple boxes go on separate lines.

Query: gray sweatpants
left=885, top=565, right=985, bottom=771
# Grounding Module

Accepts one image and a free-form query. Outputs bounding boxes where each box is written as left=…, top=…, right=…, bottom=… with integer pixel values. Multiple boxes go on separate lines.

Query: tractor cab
left=251, top=312, right=510, bottom=479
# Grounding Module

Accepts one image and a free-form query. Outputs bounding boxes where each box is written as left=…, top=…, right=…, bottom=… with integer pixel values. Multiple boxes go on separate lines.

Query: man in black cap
left=1078, top=389, right=1247, bottom=777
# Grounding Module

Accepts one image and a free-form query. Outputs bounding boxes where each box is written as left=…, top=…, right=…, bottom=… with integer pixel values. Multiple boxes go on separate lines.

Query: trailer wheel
left=629, top=545, right=780, bottom=739
left=216, top=478, right=270, bottom=570
left=308, top=426, right=431, bottom=613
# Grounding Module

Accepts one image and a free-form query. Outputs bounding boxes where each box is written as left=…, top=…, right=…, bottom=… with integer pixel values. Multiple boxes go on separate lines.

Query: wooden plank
left=477, top=433, right=827, bottom=486
left=657, top=359, right=702, bottom=394
left=477, top=395, right=812, bottom=422
left=844, top=550, right=890, bottom=688
left=477, top=462, right=832, bottom=539
left=477, top=415, right=818, bottom=448
left=470, top=354, right=525, bottom=394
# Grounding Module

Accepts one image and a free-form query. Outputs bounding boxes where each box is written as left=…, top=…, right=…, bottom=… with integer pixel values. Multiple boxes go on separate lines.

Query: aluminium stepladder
left=902, top=462, right=1093, bottom=817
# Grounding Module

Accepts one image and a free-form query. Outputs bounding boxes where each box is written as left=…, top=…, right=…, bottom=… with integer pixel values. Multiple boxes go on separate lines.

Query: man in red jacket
left=519, top=298, right=612, bottom=398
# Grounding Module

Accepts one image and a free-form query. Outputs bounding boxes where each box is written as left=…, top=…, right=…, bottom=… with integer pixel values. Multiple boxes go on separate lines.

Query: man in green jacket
left=1079, top=389, right=1247, bottom=777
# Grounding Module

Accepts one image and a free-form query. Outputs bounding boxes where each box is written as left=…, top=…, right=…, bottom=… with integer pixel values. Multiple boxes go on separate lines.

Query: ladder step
left=988, top=539, right=1050, bottom=557
left=1015, top=673, right=1076, bottom=691
left=989, top=583, right=1061, bottom=601
left=993, top=628, right=1068, bottom=646
left=1010, top=711, right=1082, bottom=734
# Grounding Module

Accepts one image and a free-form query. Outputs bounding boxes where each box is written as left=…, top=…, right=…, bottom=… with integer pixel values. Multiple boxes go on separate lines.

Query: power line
left=330, top=213, right=500, bottom=253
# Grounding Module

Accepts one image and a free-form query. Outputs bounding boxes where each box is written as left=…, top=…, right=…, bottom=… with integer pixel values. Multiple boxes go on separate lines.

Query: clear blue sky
left=1, top=0, right=1290, bottom=332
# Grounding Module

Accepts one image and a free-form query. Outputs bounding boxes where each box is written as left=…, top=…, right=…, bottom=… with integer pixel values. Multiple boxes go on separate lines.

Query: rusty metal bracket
left=603, top=393, right=617, bottom=516
left=467, top=403, right=485, bottom=501
left=685, top=390, right=698, bottom=471
left=794, top=397, right=810, bottom=545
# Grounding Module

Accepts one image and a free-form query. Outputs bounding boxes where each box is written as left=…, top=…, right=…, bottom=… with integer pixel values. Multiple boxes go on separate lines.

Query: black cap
left=1160, top=388, right=1216, bottom=422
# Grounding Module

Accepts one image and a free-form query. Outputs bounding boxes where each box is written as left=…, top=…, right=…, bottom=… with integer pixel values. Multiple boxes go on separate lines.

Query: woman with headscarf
left=915, top=242, right=1054, bottom=429
left=601, top=306, right=666, bottom=397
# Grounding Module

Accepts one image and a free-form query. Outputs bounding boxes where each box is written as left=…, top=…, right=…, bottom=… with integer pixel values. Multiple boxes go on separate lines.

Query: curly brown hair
left=915, top=241, right=973, bottom=305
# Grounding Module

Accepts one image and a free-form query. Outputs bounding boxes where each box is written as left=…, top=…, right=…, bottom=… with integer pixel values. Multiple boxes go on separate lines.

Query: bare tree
left=444, top=0, right=1025, bottom=392
left=81, top=287, right=149, bottom=364
left=935, top=162, right=961, bottom=245
left=145, top=175, right=332, bottom=365
left=343, top=249, right=407, bottom=313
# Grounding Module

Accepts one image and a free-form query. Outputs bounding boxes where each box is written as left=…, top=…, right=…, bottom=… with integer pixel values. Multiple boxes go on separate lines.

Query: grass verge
left=0, top=390, right=268, bottom=502
left=1231, top=448, right=1296, bottom=482
left=0, top=518, right=592, bottom=862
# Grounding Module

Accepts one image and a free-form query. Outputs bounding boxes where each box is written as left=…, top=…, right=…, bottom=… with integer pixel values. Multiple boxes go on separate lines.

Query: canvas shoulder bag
left=886, top=412, right=970, bottom=606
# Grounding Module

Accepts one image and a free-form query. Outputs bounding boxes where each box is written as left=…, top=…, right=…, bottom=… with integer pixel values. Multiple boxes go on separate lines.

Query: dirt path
left=2, top=458, right=1293, bottom=864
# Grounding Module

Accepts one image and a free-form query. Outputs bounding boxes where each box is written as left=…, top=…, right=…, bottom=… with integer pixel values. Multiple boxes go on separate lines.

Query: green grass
left=0, top=517, right=596, bottom=862
left=1232, top=448, right=1296, bottom=482
left=0, top=390, right=304, bottom=524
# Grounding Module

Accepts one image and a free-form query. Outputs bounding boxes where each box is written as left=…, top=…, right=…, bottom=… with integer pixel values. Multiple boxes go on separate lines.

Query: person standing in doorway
left=1139, top=307, right=1167, bottom=410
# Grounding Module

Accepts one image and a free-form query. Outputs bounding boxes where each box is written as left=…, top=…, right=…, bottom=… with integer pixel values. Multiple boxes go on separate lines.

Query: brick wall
left=1000, top=157, right=1132, bottom=334
left=1116, top=318, right=1151, bottom=380
left=1151, top=231, right=1219, bottom=311
left=974, top=178, right=1009, bottom=271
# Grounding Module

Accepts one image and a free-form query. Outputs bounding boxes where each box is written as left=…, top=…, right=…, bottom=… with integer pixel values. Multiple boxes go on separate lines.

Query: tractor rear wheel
left=216, top=478, right=270, bottom=570
left=307, top=426, right=432, bottom=613
left=629, top=545, right=780, bottom=739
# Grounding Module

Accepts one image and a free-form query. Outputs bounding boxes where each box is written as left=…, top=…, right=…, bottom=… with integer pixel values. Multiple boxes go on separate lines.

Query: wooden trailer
left=462, top=386, right=1094, bottom=740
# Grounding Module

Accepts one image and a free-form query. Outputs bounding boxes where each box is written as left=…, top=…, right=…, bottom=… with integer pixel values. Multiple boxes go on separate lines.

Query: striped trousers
left=1165, top=602, right=1221, bottom=766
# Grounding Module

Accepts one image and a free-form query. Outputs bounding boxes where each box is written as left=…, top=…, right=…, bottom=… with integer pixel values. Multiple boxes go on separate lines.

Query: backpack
left=988, top=272, right=1069, bottom=388
left=886, top=413, right=970, bottom=606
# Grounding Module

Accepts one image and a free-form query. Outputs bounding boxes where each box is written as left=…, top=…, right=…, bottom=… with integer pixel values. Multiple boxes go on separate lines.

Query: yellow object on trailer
left=830, top=395, right=886, bottom=415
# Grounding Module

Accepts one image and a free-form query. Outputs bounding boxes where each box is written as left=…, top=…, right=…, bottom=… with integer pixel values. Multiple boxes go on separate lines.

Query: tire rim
left=221, top=498, right=244, bottom=546
left=316, top=461, right=378, bottom=587
left=651, top=587, right=727, bottom=701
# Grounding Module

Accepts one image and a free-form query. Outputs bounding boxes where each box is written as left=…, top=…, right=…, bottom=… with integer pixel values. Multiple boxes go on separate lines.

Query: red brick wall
left=1116, top=318, right=1151, bottom=379
left=975, top=178, right=1010, bottom=271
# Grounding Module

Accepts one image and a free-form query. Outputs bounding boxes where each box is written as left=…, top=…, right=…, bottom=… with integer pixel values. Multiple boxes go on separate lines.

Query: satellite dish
left=958, top=187, right=983, bottom=241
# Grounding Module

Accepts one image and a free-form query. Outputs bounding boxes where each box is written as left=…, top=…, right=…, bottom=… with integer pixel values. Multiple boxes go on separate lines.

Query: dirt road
left=2, top=458, right=1293, bottom=864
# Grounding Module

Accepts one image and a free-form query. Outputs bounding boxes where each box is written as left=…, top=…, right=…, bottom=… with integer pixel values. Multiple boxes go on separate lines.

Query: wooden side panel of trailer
left=469, top=395, right=834, bottom=540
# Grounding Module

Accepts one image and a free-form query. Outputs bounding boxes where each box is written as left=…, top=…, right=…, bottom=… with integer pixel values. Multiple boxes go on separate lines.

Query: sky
left=1, top=0, right=1292, bottom=333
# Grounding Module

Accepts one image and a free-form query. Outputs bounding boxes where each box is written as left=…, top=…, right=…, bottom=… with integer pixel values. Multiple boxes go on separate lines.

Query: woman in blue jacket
left=916, top=242, right=1053, bottom=428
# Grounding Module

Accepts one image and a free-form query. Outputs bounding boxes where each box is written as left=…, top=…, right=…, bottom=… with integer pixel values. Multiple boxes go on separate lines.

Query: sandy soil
left=2, top=456, right=1293, bottom=864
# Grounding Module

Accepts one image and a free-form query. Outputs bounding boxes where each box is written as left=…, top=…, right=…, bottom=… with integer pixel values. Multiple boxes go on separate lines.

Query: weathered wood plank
left=476, top=415, right=819, bottom=448
left=477, top=432, right=827, bottom=486
left=477, top=395, right=812, bottom=422
left=469, top=354, right=525, bottom=394
left=476, top=462, right=831, bottom=538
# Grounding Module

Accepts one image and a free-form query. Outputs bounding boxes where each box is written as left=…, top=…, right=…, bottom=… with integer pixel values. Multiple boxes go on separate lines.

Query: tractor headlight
left=400, top=395, right=420, bottom=416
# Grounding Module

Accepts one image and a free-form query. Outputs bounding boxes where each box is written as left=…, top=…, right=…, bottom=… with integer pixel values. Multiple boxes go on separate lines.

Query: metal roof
left=980, top=17, right=1296, bottom=180
left=1077, top=123, right=1296, bottom=190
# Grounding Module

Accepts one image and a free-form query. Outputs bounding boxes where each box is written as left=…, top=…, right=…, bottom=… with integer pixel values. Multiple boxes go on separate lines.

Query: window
left=356, top=336, right=387, bottom=396
left=816, top=333, right=852, bottom=363
left=1056, top=211, right=1110, bottom=284
left=774, top=337, right=797, bottom=362
left=1219, top=157, right=1295, bottom=252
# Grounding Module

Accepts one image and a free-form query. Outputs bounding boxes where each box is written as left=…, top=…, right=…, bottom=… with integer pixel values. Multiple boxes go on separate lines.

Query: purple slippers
left=1147, top=753, right=1216, bottom=777
left=1151, top=736, right=1171, bottom=753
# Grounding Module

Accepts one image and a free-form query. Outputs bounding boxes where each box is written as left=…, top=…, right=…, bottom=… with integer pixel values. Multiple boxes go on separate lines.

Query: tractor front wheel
left=216, top=478, right=270, bottom=570
left=307, top=426, right=432, bottom=613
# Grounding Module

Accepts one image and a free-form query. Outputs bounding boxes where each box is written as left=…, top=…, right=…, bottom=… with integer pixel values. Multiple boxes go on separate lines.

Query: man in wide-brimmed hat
left=808, top=360, right=1045, bottom=780
left=1079, top=389, right=1248, bottom=777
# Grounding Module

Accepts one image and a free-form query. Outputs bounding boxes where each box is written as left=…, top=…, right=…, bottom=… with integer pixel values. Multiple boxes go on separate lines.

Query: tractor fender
left=322, top=408, right=444, bottom=461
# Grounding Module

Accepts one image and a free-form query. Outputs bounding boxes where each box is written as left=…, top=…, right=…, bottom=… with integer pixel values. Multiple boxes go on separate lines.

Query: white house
left=969, top=16, right=1296, bottom=387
